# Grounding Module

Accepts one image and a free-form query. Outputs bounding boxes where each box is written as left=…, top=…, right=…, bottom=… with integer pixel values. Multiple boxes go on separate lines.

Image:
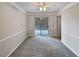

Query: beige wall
left=0, top=3, right=27, bottom=56
left=61, top=3, right=79, bottom=56
left=27, top=12, right=58, bottom=37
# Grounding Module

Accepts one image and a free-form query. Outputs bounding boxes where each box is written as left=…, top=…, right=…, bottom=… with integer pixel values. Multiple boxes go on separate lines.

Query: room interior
left=0, top=2, right=79, bottom=57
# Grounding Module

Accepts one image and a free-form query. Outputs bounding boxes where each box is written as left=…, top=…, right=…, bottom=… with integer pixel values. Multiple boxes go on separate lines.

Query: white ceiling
left=15, top=2, right=70, bottom=12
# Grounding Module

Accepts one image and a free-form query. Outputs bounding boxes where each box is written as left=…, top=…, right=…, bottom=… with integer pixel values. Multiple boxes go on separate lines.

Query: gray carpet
left=10, top=36, right=77, bottom=57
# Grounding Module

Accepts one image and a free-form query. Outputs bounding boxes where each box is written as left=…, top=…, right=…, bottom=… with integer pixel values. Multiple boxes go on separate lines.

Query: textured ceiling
left=15, top=2, right=70, bottom=12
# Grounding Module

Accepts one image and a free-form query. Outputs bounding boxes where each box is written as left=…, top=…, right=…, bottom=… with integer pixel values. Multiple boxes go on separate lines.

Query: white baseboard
left=62, top=40, right=79, bottom=57
left=0, top=30, right=27, bottom=57
left=7, top=36, right=27, bottom=57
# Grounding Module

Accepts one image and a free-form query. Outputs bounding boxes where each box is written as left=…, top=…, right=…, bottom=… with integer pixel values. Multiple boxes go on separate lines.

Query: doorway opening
left=35, top=17, right=48, bottom=36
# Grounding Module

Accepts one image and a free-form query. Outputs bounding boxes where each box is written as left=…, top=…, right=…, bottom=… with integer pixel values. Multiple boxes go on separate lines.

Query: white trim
left=8, top=2, right=26, bottom=14
left=62, top=40, right=79, bottom=56
left=0, top=30, right=26, bottom=42
left=61, top=32, right=79, bottom=56
left=0, top=30, right=27, bottom=56
left=7, top=36, right=27, bottom=57
left=62, top=32, right=79, bottom=40
left=27, top=12, right=58, bottom=16
left=60, top=2, right=78, bottom=12
left=28, top=35, right=34, bottom=37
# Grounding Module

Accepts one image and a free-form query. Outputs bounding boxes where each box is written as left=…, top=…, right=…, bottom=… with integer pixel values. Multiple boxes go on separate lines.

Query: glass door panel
left=35, top=17, right=48, bottom=36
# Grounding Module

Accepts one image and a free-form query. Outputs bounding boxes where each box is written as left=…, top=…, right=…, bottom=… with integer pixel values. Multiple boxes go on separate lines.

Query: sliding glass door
left=35, top=17, right=48, bottom=36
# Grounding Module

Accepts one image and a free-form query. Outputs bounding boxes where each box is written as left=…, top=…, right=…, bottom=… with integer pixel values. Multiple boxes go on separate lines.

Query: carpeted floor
left=10, top=36, right=77, bottom=57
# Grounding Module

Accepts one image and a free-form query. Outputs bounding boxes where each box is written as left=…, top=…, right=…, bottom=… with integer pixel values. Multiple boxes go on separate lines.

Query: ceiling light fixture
left=38, top=2, right=48, bottom=12
left=40, top=7, right=42, bottom=11
left=43, top=7, right=46, bottom=11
